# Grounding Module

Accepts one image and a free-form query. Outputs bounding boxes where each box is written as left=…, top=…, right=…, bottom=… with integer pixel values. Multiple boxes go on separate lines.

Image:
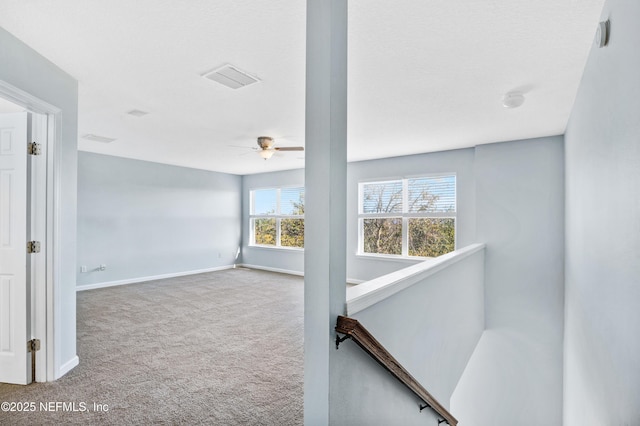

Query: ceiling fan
left=255, top=136, right=304, bottom=160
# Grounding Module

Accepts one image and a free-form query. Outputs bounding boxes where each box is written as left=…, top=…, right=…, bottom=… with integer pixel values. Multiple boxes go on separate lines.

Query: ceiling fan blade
left=274, top=146, right=304, bottom=151
left=227, top=144, right=255, bottom=150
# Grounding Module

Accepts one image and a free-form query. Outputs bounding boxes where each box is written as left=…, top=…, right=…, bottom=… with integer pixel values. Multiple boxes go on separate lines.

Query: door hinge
left=27, top=241, right=41, bottom=254
left=28, top=339, right=40, bottom=383
left=27, top=339, right=41, bottom=352
left=28, top=142, right=41, bottom=155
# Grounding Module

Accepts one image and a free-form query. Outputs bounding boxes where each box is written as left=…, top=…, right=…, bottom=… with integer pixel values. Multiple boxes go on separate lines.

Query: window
left=358, top=175, right=456, bottom=258
left=250, top=187, right=304, bottom=249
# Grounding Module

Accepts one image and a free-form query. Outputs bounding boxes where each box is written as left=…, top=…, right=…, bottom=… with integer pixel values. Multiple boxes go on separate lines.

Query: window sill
left=355, top=252, right=436, bottom=263
left=247, top=244, right=304, bottom=253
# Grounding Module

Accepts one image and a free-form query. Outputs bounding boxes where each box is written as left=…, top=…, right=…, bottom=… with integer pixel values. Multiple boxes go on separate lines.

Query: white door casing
left=0, top=80, right=61, bottom=383
left=0, top=112, right=29, bottom=385
left=29, top=112, right=48, bottom=383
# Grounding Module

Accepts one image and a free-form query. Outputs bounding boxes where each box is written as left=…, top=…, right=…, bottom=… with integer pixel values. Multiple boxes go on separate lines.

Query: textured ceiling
left=0, top=0, right=605, bottom=175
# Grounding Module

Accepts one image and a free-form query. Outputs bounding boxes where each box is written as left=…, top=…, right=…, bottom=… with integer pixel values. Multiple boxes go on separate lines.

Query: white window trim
left=357, top=174, right=457, bottom=258
left=249, top=187, right=304, bottom=250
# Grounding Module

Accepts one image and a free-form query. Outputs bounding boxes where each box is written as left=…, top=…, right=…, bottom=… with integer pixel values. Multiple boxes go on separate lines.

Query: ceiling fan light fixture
left=257, top=136, right=275, bottom=149
left=253, top=136, right=303, bottom=160
left=258, top=149, right=275, bottom=160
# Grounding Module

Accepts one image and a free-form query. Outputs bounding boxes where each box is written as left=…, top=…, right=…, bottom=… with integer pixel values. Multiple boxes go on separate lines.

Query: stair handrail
left=335, top=315, right=458, bottom=426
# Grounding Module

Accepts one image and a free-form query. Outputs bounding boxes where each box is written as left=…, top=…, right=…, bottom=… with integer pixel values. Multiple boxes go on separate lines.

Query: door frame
left=0, top=80, right=61, bottom=382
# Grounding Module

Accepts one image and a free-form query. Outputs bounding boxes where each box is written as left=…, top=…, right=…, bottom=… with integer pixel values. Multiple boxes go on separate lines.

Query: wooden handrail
left=335, top=315, right=458, bottom=426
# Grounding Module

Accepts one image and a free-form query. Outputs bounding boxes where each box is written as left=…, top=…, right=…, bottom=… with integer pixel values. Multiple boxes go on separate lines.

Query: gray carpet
left=0, top=268, right=304, bottom=425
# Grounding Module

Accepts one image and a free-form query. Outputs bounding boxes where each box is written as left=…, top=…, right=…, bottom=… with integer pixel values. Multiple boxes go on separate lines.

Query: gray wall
left=0, top=26, right=78, bottom=378
left=241, top=168, right=305, bottom=273
left=452, top=137, right=565, bottom=425
left=564, top=0, right=640, bottom=424
left=330, top=248, right=485, bottom=425
left=77, top=152, right=241, bottom=286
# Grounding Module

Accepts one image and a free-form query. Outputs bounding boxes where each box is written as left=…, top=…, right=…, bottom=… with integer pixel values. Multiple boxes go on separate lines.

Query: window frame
left=249, top=186, right=305, bottom=250
left=357, top=174, right=457, bottom=259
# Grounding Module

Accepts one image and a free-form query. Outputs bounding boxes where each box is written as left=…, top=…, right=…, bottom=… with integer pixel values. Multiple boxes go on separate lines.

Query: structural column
left=304, top=0, right=348, bottom=424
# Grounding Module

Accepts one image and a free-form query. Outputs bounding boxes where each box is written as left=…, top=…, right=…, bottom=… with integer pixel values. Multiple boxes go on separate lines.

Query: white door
left=0, top=112, right=29, bottom=384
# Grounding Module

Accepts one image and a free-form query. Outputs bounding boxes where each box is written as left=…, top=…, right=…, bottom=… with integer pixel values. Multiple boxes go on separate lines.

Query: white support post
left=304, top=0, right=348, bottom=424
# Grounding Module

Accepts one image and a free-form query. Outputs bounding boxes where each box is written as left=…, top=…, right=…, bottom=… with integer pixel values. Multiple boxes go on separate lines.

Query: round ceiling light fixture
left=258, top=149, right=276, bottom=160
left=502, top=92, right=525, bottom=109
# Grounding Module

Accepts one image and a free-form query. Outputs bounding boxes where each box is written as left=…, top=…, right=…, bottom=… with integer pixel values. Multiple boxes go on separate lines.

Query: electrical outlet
left=80, top=265, right=87, bottom=273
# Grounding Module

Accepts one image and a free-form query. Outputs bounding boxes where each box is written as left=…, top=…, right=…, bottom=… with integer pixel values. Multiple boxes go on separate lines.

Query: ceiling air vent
left=202, top=64, right=261, bottom=89
left=82, top=134, right=116, bottom=143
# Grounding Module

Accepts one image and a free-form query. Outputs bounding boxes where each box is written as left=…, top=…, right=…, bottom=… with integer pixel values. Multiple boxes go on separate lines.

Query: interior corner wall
left=77, top=152, right=242, bottom=287
left=451, top=136, right=565, bottom=426
left=563, top=0, right=640, bottom=423
left=240, top=169, right=305, bottom=274
left=0, top=27, right=78, bottom=378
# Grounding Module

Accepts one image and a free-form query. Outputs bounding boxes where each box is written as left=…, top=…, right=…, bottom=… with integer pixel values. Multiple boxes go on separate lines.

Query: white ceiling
left=0, top=0, right=605, bottom=175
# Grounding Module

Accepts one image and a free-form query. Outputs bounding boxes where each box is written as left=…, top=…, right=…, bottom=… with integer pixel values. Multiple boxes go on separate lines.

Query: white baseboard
left=57, top=355, right=79, bottom=379
left=237, top=263, right=304, bottom=277
left=237, top=263, right=364, bottom=284
left=76, top=265, right=235, bottom=292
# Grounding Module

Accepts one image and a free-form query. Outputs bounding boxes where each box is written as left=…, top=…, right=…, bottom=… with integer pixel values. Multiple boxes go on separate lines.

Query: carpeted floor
left=0, top=268, right=304, bottom=425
